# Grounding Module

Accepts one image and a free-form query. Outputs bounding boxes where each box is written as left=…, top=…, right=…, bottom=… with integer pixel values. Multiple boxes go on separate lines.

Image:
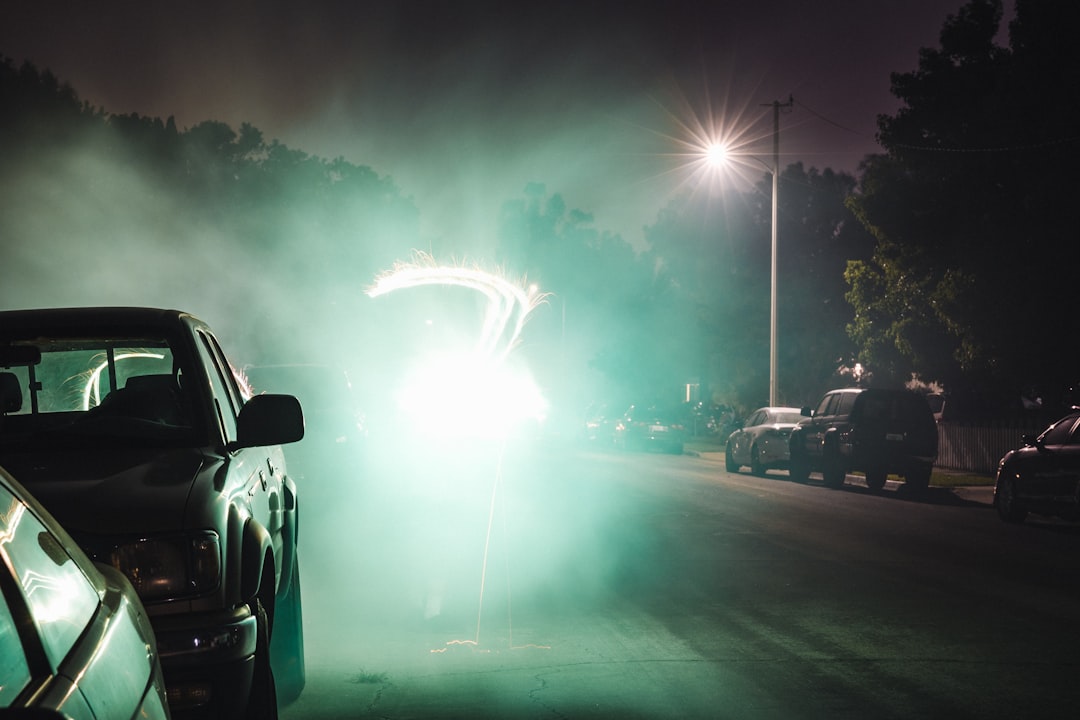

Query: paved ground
left=280, top=445, right=1072, bottom=719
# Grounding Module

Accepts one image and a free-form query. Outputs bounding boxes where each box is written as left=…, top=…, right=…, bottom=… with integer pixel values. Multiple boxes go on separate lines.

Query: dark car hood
left=0, top=447, right=206, bottom=536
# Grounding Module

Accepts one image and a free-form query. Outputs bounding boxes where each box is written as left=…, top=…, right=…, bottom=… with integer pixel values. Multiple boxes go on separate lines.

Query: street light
left=705, top=96, right=792, bottom=407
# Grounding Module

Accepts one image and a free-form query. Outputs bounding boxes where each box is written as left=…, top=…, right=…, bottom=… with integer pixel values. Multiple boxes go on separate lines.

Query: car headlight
left=110, top=532, right=221, bottom=601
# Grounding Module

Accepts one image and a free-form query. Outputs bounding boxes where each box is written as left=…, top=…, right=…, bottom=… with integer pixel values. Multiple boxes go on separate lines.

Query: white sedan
left=726, top=407, right=805, bottom=476
left=0, top=464, right=171, bottom=719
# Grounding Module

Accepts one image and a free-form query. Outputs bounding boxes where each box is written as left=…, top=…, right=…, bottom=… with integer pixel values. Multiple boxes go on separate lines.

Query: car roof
left=0, top=307, right=201, bottom=336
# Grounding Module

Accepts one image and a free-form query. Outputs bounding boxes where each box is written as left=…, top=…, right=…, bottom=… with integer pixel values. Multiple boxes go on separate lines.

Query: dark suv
left=788, top=387, right=938, bottom=491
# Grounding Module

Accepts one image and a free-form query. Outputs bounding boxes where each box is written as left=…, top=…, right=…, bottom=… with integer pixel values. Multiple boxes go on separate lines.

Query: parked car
left=0, top=307, right=306, bottom=719
left=788, top=387, right=938, bottom=491
left=0, top=463, right=171, bottom=719
left=726, top=406, right=804, bottom=476
left=613, top=404, right=686, bottom=454
left=580, top=401, right=621, bottom=445
left=994, top=409, right=1080, bottom=523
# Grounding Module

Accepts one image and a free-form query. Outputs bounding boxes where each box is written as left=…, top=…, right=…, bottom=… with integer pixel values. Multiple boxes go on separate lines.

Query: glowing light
left=368, top=251, right=545, bottom=364
left=81, top=352, right=165, bottom=409
left=638, top=81, right=778, bottom=200
left=705, top=142, right=728, bottom=167
left=368, top=252, right=549, bottom=438
left=370, top=252, right=552, bottom=653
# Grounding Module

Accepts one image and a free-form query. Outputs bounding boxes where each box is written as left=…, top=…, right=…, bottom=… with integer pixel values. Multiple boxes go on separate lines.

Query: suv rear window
left=856, top=390, right=931, bottom=426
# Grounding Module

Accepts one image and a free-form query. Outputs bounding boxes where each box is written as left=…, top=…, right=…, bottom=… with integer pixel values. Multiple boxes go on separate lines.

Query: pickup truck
left=0, top=307, right=306, bottom=719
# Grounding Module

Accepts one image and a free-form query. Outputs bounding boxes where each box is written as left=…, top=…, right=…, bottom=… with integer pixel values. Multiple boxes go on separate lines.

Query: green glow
left=369, top=253, right=548, bottom=439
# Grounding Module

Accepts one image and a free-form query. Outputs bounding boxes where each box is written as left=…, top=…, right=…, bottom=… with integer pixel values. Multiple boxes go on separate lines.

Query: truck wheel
left=905, top=464, right=932, bottom=494
left=750, top=445, right=766, bottom=477
left=823, top=448, right=845, bottom=488
left=788, top=447, right=809, bottom=484
left=865, top=469, right=887, bottom=491
left=246, top=597, right=278, bottom=720
left=725, top=442, right=739, bottom=473
left=995, top=473, right=1027, bottom=523
left=271, top=558, right=306, bottom=705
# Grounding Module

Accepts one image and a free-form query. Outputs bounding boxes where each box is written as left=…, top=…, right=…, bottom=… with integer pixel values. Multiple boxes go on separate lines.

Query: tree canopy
left=0, top=54, right=421, bottom=362
left=496, top=162, right=873, bottom=414
left=846, top=0, right=1080, bottom=414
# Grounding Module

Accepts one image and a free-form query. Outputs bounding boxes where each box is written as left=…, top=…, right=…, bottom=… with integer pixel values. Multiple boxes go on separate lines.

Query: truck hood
left=0, top=447, right=208, bottom=536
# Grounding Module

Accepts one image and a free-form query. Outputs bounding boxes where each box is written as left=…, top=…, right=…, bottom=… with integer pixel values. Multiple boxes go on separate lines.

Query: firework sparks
left=368, top=252, right=551, bottom=651
left=367, top=251, right=546, bottom=364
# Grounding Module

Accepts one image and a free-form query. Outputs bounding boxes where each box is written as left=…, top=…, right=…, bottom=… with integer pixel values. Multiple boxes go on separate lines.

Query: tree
left=496, top=184, right=666, bottom=407
left=641, top=163, right=872, bottom=411
left=769, top=163, right=875, bottom=405
left=0, top=58, right=420, bottom=368
left=846, top=0, right=1080, bottom=412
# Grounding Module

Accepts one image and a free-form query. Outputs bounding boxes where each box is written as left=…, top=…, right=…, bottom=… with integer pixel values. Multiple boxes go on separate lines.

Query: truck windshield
left=0, top=338, right=199, bottom=448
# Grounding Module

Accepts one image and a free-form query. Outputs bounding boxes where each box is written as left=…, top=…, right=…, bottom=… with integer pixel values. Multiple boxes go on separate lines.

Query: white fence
left=935, top=421, right=1042, bottom=475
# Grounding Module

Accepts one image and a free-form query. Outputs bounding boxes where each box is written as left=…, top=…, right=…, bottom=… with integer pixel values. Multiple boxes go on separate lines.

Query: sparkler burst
left=368, top=251, right=549, bottom=438
left=368, top=252, right=552, bottom=651
left=367, top=251, right=546, bottom=364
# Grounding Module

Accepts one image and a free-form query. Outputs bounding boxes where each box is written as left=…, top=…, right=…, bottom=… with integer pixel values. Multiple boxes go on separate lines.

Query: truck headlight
left=110, top=532, right=220, bottom=601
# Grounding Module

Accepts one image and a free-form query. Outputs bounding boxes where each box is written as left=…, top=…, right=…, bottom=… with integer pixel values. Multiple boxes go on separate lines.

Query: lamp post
left=706, top=96, right=792, bottom=407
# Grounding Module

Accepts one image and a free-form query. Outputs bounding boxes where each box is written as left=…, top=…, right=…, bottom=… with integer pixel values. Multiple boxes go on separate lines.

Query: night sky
left=0, top=0, right=988, bottom=251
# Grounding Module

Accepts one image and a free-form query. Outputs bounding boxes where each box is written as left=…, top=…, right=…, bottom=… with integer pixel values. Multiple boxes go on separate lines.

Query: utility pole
left=761, top=95, right=793, bottom=407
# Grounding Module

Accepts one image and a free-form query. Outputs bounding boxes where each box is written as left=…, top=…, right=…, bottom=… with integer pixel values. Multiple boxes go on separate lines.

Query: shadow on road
left=746, top=468, right=995, bottom=509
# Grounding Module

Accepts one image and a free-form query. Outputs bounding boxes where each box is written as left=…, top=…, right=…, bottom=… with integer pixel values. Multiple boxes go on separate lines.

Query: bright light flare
left=396, top=351, right=547, bottom=439
left=705, top=142, right=729, bottom=168
left=368, top=252, right=548, bottom=440
left=643, top=81, right=777, bottom=198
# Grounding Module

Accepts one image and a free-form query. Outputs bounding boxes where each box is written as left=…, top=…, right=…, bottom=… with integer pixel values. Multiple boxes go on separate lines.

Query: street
left=283, top=442, right=1080, bottom=719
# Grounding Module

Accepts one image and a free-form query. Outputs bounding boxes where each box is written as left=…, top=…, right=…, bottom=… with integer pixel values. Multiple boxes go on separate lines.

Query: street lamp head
left=705, top=142, right=729, bottom=168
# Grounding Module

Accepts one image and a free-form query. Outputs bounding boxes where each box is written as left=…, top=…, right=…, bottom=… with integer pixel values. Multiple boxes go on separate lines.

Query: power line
left=793, top=97, right=872, bottom=139
left=795, top=96, right=1080, bottom=154
left=889, top=135, right=1080, bottom=154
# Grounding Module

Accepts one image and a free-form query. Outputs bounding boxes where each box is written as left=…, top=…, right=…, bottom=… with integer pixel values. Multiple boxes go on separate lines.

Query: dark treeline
left=3, top=0, right=1077, bottom=421
left=846, top=0, right=1080, bottom=419
left=0, top=55, right=421, bottom=374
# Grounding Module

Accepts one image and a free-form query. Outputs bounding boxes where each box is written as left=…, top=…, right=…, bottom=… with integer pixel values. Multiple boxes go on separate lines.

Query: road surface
left=282, top=441, right=1080, bottom=719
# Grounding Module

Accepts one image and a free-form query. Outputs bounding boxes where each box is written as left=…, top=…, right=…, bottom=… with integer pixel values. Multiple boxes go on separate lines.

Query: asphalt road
left=283, top=441, right=1080, bottom=719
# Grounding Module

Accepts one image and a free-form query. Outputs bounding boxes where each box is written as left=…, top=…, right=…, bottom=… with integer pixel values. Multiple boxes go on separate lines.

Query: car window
left=0, top=577, right=33, bottom=704
left=195, top=331, right=240, bottom=443
left=0, top=340, right=198, bottom=453
left=815, top=394, right=834, bottom=417
left=1066, top=418, right=1080, bottom=445
left=0, top=485, right=98, bottom=672
left=1041, top=414, right=1080, bottom=446
left=835, top=392, right=858, bottom=416
left=2, top=342, right=176, bottom=414
left=748, top=411, right=764, bottom=427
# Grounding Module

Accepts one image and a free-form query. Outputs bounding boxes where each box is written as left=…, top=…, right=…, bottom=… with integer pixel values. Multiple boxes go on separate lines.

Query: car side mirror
left=801, top=407, right=812, bottom=417
left=232, top=393, right=305, bottom=449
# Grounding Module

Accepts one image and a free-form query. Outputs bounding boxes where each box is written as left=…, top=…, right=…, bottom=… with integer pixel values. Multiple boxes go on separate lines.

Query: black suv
left=788, top=387, right=938, bottom=491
